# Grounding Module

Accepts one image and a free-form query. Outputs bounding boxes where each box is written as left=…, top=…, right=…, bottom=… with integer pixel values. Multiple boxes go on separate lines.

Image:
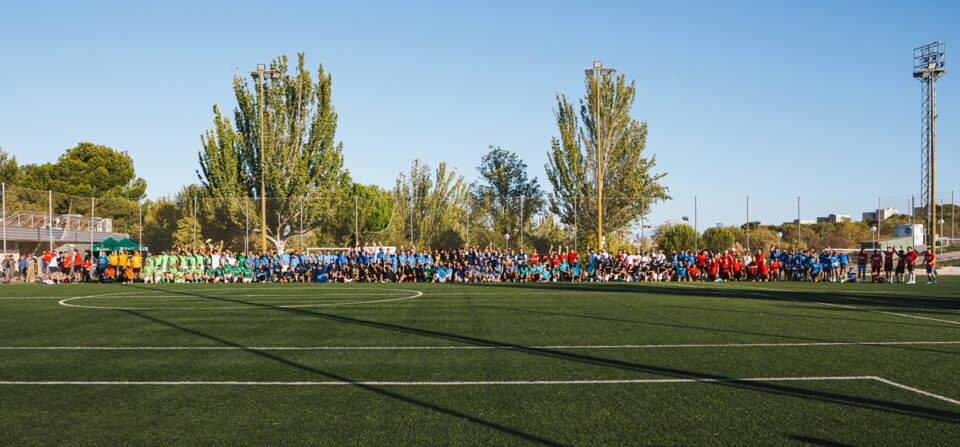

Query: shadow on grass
left=117, top=309, right=566, bottom=447
left=466, top=281, right=960, bottom=311
left=470, top=303, right=960, bottom=357
left=122, top=284, right=960, bottom=426
left=788, top=435, right=857, bottom=446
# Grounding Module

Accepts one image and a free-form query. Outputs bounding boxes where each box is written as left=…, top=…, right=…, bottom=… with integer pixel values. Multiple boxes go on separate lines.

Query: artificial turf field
left=0, top=280, right=958, bottom=446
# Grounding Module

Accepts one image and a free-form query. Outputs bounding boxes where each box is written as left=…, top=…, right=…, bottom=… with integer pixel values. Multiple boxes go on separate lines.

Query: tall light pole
left=585, top=60, right=616, bottom=252
left=251, top=63, right=281, bottom=252
left=913, top=42, right=945, bottom=249
left=939, top=218, right=945, bottom=254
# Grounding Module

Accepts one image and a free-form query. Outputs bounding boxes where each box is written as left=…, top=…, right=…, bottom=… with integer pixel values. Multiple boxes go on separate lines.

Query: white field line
left=871, top=377, right=960, bottom=406
left=0, top=290, right=573, bottom=300
left=718, top=284, right=960, bottom=315
left=871, top=310, right=960, bottom=325
left=57, top=289, right=424, bottom=310
left=842, top=295, right=960, bottom=314
left=2, top=341, right=959, bottom=351
left=752, top=292, right=960, bottom=326
left=1, top=376, right=955, bottom=407
left=0, top=375, right=875, bottom=386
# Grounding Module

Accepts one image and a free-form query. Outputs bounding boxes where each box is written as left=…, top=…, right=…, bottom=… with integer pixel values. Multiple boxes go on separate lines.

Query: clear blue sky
left=1, top=0, right=957, bottom=230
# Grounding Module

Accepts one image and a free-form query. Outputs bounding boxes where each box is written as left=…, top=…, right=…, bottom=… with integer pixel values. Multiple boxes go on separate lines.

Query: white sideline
left=2, top=341, right=959, bottom=351
left=1, top=376, right=955, bottom=407
left=0, top=375, right=874, bottom=386
left=752, top=292, right=960, bottom=326
left=871, top=377, right=960, bottom=406
left=57, top=289, right=424, bottom=310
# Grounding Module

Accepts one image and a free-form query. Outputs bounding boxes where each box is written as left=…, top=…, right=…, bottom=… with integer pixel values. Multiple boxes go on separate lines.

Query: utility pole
left=585, top=60, right=616, bottom=251
left=251, top=63, right=281, bottom=252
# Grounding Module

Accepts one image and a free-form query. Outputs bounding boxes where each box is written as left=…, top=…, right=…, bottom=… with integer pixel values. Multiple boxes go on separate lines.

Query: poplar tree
left=546, top=72, right=669, bottom=249
left=198, top=53, right=346, bottom=251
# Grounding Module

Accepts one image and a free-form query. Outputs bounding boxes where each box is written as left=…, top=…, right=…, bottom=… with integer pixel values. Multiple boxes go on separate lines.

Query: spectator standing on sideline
left=2, top=255, right=15, bottom=283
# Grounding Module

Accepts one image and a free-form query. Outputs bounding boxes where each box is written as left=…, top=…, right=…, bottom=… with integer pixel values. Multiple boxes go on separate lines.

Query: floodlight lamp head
left=270, top=71, right=281, bottom=79
left=593, top=60, right=603, bottom=68
left=257, top=64, right=266, bottom=71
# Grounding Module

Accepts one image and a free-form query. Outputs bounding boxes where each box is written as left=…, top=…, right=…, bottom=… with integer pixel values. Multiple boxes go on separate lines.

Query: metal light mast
left=913, top=42, right=945, bottom=249
left=584, top=60, right=616, bottom=252
left=251, top=63, right=281, bottom=253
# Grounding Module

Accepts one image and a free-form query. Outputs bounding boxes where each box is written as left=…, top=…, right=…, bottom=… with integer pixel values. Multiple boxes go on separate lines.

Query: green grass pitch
left=1, top=280, right=958, bottom=446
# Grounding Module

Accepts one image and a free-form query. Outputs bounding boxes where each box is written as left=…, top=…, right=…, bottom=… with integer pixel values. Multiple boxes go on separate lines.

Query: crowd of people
left=0, top=242, right=940, bottom=285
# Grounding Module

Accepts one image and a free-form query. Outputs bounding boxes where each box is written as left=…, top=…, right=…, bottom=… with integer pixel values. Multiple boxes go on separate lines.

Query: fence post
left=694, top=195, right=698, bottom=252
left=353, top=195, right=359, bottom=247
left=2, top=182, right=6, bottom=256
left=746, top=195, right=750, bottom=254
left=244, top=197, right=249, bottom=253
left=300, top=195, right=304, bottom=251
left=138, top=199, right=143, bottom=247
left=911, top=195, right=915, bottom=238
left=90, top=197, right=95, bottom=251
left=519, top=194, right=524, bottom=250
left=192, top=196, right=197, bottom=250
left=796, top=196, right=801, bottom=248
left=48, top=190, right=53, bottom=251
left=877, top=197, right=882, bottom=242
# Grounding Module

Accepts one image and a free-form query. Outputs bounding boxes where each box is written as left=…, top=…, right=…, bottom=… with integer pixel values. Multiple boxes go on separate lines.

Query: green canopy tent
left=91, top=237, right=147, bottom=253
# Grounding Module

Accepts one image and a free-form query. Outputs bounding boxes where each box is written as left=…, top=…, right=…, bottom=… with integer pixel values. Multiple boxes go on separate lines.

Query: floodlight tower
left=251, top=63, right=281, bottom=253
left=585, top=60, right=616, bottom=251
left=913, top=42, right=945, bottom=249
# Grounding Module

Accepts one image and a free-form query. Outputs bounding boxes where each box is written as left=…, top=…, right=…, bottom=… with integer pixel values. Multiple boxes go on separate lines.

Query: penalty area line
left=0, top=375, right=876, bottom=386
left=0, top=376, right=955, bottom=406
left=2, top=341, right=959, bottom=351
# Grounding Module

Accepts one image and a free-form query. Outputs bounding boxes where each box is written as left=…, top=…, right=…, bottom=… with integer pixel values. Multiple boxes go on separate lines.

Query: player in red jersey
left=905, top=246, right=919, bottom=284
left=870, top=249, right=883, bottom=276
left=883, top=247, right=895, bottom=282
left=894, top=248, right=907, bottom=283
left=707, top=257, right=719, bottom=281
left=856, top=249, right=868, bottom=279
left=923, top=249, right=937, bottom=285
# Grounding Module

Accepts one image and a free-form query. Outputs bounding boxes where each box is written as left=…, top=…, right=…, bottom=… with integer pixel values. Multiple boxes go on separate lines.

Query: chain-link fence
left=647, top=192, right=958, bottom=255
left=2, top=183, right=957, bottom=259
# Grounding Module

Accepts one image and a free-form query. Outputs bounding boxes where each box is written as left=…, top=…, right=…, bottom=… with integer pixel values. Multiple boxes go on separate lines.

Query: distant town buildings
left=1, top=211, right=127, bottom=256
left=816, top=214, right=852, bottom=223
left=784, top=219, right=816, bottom=226
left=862, top=208, right=899, bottom=222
